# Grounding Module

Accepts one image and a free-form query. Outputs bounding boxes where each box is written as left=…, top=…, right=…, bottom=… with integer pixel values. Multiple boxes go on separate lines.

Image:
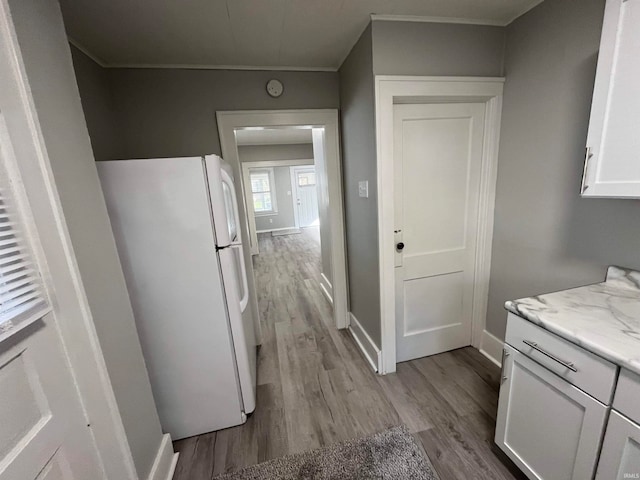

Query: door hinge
left=581, top=147, right=593, bottom=194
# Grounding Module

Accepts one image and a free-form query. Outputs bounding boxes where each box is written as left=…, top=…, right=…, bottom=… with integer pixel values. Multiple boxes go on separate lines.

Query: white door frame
left=241, top=158, right=313, bottom=251
left=217, top=110, right=349, bottom=330
left=375, top=76, right=504, bottom=374
left=289, top=167, right=301, bottom=229
left=0, top=2, right=137, bottom=478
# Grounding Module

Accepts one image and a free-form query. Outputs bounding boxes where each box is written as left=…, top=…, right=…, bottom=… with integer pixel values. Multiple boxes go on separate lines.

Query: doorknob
left=396, top=242, right=404, bottom=251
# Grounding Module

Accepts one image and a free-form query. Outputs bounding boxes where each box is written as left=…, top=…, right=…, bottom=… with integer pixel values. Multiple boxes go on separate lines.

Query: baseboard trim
left=479, top=329, right=504, bottom=367
left=146, top=434, right=178, bottom=480
left=347, top=312, right=381, bottom=373
left=319, top=273, right=333, bottom=305
left=256, top=226, right=297, bottom=233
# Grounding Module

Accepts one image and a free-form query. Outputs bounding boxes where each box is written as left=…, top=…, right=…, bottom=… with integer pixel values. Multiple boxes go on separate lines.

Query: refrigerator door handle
left=231, top=243, right=249, bottom=313
left=220, top=168, right=242, bottom=243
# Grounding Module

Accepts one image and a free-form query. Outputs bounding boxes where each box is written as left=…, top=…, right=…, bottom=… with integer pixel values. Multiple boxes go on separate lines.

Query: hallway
left=173, top=228, right=524, bottom=479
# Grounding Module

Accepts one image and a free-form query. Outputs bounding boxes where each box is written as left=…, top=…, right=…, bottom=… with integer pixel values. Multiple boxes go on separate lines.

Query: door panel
left=0, top=319, right=103, bottom=480
left=35, top=451, right=74, bottom=480
left=596, top=411, right=640, bottom=480
left=404, top=273, right=464, bottom=334
left=394, top=103, right=485, bottom=362
left=496, top=345, right=608, bottom=480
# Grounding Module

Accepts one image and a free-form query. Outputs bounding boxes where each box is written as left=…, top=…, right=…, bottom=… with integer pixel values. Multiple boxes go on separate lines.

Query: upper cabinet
left=583, top=0, right=640, bottom=198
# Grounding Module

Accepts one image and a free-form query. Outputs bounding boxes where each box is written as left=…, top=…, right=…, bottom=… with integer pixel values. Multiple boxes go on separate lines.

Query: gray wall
left=372, top=21, right=506, bottom=76
left=339, top=24, right=381, bottom=346
left=69, top=45, right=121, bottom=161
left=9, top=1, right=165, bottom=477
left=108, top=69, right=339, bottom=159
left=254, top=166, right=297, bottom=231
left=238, top=144, right=313, bottom=163
left=339, top=20, right=507, bottom=348
left=487, top=0, right=640, bottom=339
left=238, top=144, right=314, bottom=231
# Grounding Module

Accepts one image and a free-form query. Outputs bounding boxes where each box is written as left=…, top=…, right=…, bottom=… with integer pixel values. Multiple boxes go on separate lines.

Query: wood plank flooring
left=173, top=227, right=525, bottom=479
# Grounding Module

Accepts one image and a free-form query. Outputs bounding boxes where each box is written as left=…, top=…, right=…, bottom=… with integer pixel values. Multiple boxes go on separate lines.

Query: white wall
left=7, top=0, right=166, bottom=477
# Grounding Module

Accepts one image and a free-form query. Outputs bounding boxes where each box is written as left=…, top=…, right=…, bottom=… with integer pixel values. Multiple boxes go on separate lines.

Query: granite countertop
left=505, top=266, right=640, bottom=375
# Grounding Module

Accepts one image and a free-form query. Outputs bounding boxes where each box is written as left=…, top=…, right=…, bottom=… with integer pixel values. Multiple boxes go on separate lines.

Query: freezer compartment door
left=218, top=246, right=257, bottom=414
left=205, top=154, right=239, bottom=246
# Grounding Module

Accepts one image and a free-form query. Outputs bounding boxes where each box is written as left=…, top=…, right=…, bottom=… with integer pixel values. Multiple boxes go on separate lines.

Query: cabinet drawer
left=506, top=313, right=617, bottom=403
left=614, top=369, right=640, bottom=425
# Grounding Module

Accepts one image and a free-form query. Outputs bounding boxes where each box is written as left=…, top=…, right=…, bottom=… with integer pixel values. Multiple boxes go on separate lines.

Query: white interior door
left=394, top=102, right=485, bottom=362
left=0, top=316, right=104, bottom=480
left=0, top=132, right=103, bottom=479
left=293, top=167, right=319, bottom=228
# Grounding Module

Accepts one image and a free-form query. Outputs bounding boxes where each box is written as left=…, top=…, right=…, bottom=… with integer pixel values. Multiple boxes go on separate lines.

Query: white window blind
left=0, top=163, right=48, bottom=340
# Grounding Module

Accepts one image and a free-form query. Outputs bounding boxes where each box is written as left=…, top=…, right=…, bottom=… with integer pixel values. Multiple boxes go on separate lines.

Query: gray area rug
left=271, top=228, right=302, bottom=236
left=215, top=425, right=439, bottom=480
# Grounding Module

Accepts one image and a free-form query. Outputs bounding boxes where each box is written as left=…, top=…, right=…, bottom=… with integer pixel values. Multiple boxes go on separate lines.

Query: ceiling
left=235, top=128, right=313, bottom=146
left=60, top=0, right=542, bottom=71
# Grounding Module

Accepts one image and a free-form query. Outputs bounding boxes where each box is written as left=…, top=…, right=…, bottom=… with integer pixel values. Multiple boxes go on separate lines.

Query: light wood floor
left=173, top=227, right=525, bottom=479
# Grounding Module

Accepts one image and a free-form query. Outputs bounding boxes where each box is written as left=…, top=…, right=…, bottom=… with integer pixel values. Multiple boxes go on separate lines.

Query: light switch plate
left=358, top=180, right=369, bottom=198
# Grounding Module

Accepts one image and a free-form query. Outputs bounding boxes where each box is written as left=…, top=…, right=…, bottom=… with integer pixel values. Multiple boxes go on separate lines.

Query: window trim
left=249, top=167, right=278, bottom=216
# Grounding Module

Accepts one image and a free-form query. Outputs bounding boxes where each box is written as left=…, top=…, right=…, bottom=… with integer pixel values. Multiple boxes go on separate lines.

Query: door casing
left=217, top=110, right=349, bottom=332
left=375, top=76, right=504, bottom=374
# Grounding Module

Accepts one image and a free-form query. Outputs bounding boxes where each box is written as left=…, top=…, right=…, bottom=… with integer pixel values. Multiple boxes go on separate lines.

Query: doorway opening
left=217, top=110, right=348, bottom=343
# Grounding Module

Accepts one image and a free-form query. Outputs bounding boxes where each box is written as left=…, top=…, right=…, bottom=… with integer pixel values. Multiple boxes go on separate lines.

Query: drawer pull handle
left=522, top=340, right=578, bottom=372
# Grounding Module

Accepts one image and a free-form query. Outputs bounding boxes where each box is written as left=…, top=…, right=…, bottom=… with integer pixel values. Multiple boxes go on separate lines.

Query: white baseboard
left=319, top=273, right=333, bottom=305
left=347, top=312, right=381, bottom=373
left=256, top=226, right=297, bottom=233
left=479, top=329, right=504, bottom=367
left=146, top=434, right=178, bottom=480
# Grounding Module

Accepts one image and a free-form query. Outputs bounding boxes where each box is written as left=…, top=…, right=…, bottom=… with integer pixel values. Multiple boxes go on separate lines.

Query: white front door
left=292, top=167, right=319, bottom=228
left=394, top=102, right=485, bottom=362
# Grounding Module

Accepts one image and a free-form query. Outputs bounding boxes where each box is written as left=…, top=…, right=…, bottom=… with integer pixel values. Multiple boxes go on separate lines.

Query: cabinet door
left=596, top=411, right=640, bottom=480
left=583, top=0, right=640, bottom=198
left=495, top=344, right=608, bottom=480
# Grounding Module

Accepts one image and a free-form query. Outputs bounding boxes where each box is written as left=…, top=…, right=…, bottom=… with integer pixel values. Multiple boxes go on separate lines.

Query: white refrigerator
left=97, top=154, right=257, bottom=440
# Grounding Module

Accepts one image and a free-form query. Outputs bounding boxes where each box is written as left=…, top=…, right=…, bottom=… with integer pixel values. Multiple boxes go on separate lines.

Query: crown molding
left=68, top=37, right=107, bottom=67
left=503, top=0, right=544, bottom=25
left=66, top=36, right=338, bottom=72
left=106, top=63, right=337, bottom=72
left=370, top=13, right=507, bottom=27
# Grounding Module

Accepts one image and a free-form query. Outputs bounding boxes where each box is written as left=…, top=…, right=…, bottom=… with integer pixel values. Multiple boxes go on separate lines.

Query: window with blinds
left=250, top=168, right=278, bottom=215
left=0, top=145, right=49, bottom=340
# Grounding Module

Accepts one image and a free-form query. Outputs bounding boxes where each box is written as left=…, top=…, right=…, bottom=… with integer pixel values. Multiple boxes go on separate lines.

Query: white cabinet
left=495, top=344, right=609, bottom=480
left=583, top=0, right=640, bottom=198
left=596, top=411, right=640, bottom=480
